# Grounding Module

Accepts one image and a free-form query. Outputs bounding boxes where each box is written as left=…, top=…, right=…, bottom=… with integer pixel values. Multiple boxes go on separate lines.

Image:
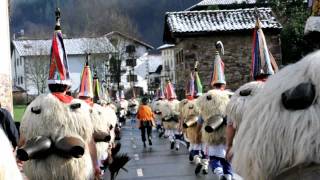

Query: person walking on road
left=137, top=97, right=154, bottom=148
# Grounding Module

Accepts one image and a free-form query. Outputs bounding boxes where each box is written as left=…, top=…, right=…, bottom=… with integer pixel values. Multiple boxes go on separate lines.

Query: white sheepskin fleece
left=116, top=99, right=128, bottom=111
left=20, top=94, right=94, bottom=180
left=225, top=81, right=265, bottom=129
left=159, top=100, right=180, bottom=130
left=178, top=99, right=189, bottom=119
left=151, top=99, right=167, bottom=121
left=181, top=99, right=201, bottom=144
left=102, top=106, right=118, bottom=144
left=0, top=129, right=22, bottom=180
left=196, top=90, right=230, bottom=145
left=91, top=104, right=112, bottom=161
left=116, top=99, right=128, bottom=118
left=106, top=103, right=117, bottom=112
left=233, top=50, right=320, bottom=180
left=128, top=98, right=139, bottom=114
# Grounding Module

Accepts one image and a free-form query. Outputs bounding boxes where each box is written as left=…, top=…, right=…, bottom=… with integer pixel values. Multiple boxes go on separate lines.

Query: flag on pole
left=251, top=17, right=278, bottom=80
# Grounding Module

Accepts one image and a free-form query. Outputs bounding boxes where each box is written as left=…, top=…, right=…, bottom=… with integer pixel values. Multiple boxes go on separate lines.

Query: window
left=21, top=76, right=23, bottom=84
left=175, top=49, right=184, bottom=64
left=17, top=77, right=20, bottom=85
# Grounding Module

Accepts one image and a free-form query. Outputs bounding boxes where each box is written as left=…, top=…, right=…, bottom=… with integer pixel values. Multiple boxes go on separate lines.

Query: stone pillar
left=0, top=0, right=14, bottom=114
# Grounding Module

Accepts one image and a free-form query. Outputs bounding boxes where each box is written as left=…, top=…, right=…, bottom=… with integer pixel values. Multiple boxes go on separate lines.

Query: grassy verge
left=13, top=105, right=27, bottom=122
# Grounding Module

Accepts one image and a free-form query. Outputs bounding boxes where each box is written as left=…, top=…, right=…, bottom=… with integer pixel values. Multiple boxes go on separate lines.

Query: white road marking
left=134, top=154, right=139, bottom=160
left=137, top=168, right=143, bottom=177
left=132, top=144, right=137, bottom=149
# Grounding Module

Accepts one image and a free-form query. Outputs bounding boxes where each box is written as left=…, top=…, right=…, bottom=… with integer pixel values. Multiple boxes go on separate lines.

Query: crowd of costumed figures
left=149, top=15, right=320, bottom=180
left=1, top=8, right=131, bottom=180
left=1, top=8, right=320, bottom=180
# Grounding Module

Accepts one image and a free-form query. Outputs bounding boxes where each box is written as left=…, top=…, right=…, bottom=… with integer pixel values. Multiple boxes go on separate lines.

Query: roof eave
left=167, top=28, right=282, bottom=41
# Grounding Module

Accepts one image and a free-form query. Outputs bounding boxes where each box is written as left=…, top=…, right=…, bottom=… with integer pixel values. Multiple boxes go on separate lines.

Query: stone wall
left=174, top=33, right=281, bottom=97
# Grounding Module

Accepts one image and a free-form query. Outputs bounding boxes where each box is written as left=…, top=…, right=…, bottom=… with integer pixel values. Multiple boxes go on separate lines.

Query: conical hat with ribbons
left=210, top=41, right=226, bottom=86
left=47, top=8, right=71, bottom=86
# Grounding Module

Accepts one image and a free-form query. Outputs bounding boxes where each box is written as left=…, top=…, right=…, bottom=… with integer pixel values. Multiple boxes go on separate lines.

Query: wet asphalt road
left=105, top=123, right=242, bottom=180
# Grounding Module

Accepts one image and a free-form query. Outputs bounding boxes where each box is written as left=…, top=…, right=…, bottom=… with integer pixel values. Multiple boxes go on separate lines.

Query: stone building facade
left=163, top=7, right=282, bottom=98
left=173, top=34, right=281, bottom=94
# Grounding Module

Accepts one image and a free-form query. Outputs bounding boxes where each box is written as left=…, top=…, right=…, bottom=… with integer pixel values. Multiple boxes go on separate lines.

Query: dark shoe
left=195, top=164, right=202, bottom=175
left=189, top=153, right=194, bottom=161
left=143, top=142, right=146, bottom=148
left=158, top=131, right=164, bottom=138
left=170, top=141, right=174, bottom=149
left=148, top=139, right=152, bottom=146
left=202, top=169, right=208, bottom=175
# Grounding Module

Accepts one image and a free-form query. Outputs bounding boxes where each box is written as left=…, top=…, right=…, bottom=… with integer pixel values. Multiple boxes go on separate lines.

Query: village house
left=11, top=36, right=116, bottom=97
left=157, top=44, right=176, bottom=87
left=104, top=31, right=154, bottom=96
left=163, top=7, right=282, bottom=98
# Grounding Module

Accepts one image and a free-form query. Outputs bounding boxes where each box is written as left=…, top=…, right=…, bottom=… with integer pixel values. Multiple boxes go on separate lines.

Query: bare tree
left=25, top=54, right=49, bottom=95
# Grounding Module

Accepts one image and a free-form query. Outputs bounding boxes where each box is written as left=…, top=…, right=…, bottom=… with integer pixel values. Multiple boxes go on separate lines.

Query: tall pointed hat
left=186, top=72, right=195, bottom=100
left=251, top=14, right=278, bottom=80
left=116, top=91, right=120, bottom=101
left=156, top=85, right=166, bottom=100
left=48, top=8, right=71, bottom=86
left=93, top=73, right=101, bottom=103
left=78, top=58, right=93, bottom=98
left=165, top=80, right=177, bottom=100
left=120, top=90, right=125, bottom=100
left=193, top=61, right=203, bottom=97
left=210, top=41, right=226, bottom=87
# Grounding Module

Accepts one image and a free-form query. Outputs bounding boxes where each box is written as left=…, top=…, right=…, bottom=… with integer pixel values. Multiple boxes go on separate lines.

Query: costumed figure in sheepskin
left=127, top=97, right=139, bottom=128
left=194, top=41, right=233, bottom=179
left=79, top=65, right=129, bottom=179
left=232, top=51, right=320, bottom=180
left=226, top=16, right=279, bottom=164
left=160, top=80, right=181, bottom=150
left=0, top=128, right=22, bottom=180
left=181, top=61, right=207, bottom=169
left=225, top=81, right=265, bottom=160
left=19, top=94, right=95, bottom=180
left=116, top=90, right=128, bottom=127
left=18, top=10, right=98, bottom=179
left=151, top=86, right=167, bottom=138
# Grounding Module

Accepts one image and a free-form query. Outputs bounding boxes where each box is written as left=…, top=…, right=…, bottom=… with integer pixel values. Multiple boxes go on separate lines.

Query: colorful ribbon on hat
left=165, top=81, right=177, bottom=100
left=48, top=9, right=70, bottom=85
left=210, top=51, right=226, bottom=86
left=251, top=18, right=278, bottom=80
left=79, top=62, right=93, bottom=98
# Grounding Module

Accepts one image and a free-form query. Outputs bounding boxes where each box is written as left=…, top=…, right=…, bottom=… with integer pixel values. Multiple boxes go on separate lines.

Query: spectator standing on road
left=137, top=97, right=155, bottom=148
left=0, top=103, right=19, bottom=149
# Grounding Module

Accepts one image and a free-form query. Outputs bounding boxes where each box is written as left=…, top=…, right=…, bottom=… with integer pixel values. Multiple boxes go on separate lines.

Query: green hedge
left=13, top=105, right=27, bottom=122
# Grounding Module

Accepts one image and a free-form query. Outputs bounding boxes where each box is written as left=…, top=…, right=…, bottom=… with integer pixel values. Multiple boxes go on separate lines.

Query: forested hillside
left=10, top=0, right=199, bottom=46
